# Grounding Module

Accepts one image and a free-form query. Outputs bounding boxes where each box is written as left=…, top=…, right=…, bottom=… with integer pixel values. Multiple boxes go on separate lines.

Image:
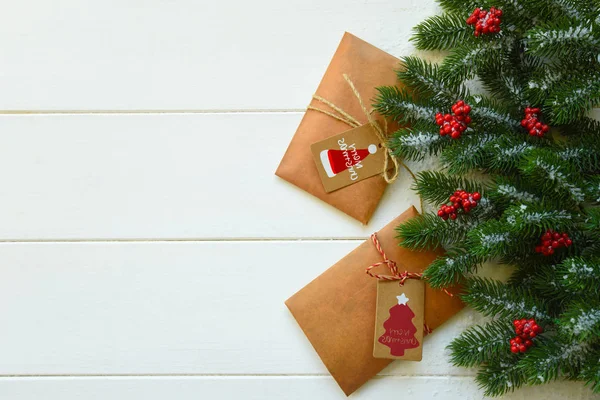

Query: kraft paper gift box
left=275, top=32, right=402, bottom=224
left=285, top=207, right=465, bottom=396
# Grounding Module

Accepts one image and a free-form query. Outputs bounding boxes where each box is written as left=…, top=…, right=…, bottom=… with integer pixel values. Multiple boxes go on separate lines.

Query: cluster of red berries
left=435, top=100, right=472, bottom=139
left=535, top=229, right=572, bottom=256
left=521, top=107, right=549, bottom=137
left=510, top=318, right=542, bottom=354
left=466, top=7, right=502, bottom=36
left=437, top=190, right=481, bottom=220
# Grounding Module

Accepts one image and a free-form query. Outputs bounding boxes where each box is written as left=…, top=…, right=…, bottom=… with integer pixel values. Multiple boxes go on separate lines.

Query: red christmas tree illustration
left=378, top=293, right=419, bottom=356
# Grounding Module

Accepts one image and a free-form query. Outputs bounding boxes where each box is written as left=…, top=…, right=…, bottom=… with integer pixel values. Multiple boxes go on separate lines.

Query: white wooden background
left=0, top=1, right=595, bottom=399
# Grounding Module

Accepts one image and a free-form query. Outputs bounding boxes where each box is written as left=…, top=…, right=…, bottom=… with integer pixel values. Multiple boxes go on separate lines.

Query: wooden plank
left=0, top=0, right=438, bottom=111
left=0, top=241, right=477, bottom=376
left=0, top=376, right=591, bottom=400
left=0, top=113, right=428, bottom=240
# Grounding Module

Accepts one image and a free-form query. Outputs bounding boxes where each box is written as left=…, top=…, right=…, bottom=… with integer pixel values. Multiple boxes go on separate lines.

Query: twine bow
left=307, top=74, right=400, bottom=183
left=366, top=232, right=454, bottom=335
left=366, top=233, right=454, bottom=297
left=366, top=233, right=426, bottom=284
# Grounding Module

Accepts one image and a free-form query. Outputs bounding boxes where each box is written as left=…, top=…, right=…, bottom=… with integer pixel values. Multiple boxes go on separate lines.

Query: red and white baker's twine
left=366, top=232, right=454, bottom=334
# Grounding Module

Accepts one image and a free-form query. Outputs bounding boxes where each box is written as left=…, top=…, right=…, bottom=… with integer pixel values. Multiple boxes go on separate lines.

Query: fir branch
left=546, top=70, right=600, bottom=125
left=556, top=257, right=600, bottom=293
left=489, top=177, right=540, bottom=206
left=580, top=349, right=600, bottom=393
left=559, top=300, right=600, bottom=340
left=397, top=56, right=469, bottom=103
left=388, top=124, right=448, bottom=162
left=440, top=41, right=504, bottom=84
left=487, top=135, right=537, bottom=173
left=411, top=13, right=475, bottom=51
left=412, top=170, right=483, bottom=205
left=448, top=319, right=515, bottom=367
left=557, top=144, right=600, bottom=174
left=530, top=0, right=599, bottom=21
left=462, top=277, right=551, bottom=320
left=374, top=86, right=437, bottom=124
left=467, top=220, right=514, bottom=258
left=530, top=264, right=582, bottom=301
left=468, top=95, right=522, bottom=130
left=520, top=338, right=592, bottom=385
left=396, top=212, right=468, bottom=251
left=585, top=176, right=600, bottom=203
left=440, top=133, right=496, bottom=174
left=423, top=249, right=482, bottom=288
left=479, top=59, right=529, bottom=107
left=520, top=151, right=586, bottom=204
left=503, top=204, right=575, bottom=237
left=526, top=20, right=600, bottom=60
left=560, top=116, right=600, bottom=136
left=476, top=357, right=526, bottom=396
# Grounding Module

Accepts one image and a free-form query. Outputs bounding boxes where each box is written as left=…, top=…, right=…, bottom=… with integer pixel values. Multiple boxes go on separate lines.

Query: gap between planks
left=0, top=238, right=368, bottom=244
left=0, top=374, right=470, bottom=378
left=0, top=110, right=305, bottom=115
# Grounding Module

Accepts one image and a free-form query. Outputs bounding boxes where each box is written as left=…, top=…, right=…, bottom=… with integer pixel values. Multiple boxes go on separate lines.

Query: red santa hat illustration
left=320, top=144, right=378, bottom=178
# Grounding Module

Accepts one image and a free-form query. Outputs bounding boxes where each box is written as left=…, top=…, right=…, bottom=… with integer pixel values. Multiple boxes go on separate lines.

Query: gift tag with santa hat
left=310, top=124, right=386, bottom=193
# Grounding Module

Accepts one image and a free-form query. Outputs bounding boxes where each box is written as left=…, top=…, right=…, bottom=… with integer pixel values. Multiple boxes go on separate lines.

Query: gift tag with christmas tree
left=310, top=124, right=386, bottom=193
left=373, top=279, right=424, bottom=361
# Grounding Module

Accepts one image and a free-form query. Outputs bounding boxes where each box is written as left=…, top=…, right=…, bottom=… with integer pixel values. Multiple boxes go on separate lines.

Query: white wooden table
left=0, top=1, right=594, bottom=399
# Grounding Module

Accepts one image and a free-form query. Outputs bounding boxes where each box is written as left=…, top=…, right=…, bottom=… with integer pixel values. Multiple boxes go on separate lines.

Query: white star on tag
left=396, top=293, right=409, bottom=305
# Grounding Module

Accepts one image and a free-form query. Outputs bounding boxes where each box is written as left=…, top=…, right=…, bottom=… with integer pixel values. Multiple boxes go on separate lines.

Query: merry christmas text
left=337, top=138, right=362, bottom=181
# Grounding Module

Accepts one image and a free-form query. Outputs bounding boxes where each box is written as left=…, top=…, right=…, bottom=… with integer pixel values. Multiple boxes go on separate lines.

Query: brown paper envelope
left=285, top=206, right=465, bottom=396
left=275, top=32, right=401, bottom=224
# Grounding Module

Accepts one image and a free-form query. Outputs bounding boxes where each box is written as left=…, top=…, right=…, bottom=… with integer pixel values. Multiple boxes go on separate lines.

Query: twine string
left=307, top=75, right=425, bottom=212
left=307, top=74, right=399, bottom=183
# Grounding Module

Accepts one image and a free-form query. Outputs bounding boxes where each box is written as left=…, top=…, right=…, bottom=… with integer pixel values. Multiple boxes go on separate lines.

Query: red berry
left=472, top=192, right=481, bottom=201
left=511, top=346, right=519, bottom=353
left=519, top=345, right=526, bottom=352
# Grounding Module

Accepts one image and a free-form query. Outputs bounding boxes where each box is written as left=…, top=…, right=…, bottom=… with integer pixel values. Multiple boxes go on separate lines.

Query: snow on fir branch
left=530, top=157, right=585, bottom=203
left=521, top=339, right=592, bottom=384
left=561, top=305, right=600, bottom=339
left=389, top=126, right=447, bottom=161
left=398, top=131, right=441, bottom=153
left=448, top=320, right=515, bottom=367
left=476, top=360, right=526, bottom=397
left=503, top=204, right=574, bottom=237
left=527, top=23, right=599, bottom=59
left=462, top=278, right=551, bottom=321
left=469, top=103, right=520, bottom=129
left=423, top=250, right=483, bottom=288
left=374, top=86, right=437, bottom=123
left=495, top=183, right=539, bottom=203
left=554, top=257, right=600, bottom=295
left=548, top=0, right=586, bottom=20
